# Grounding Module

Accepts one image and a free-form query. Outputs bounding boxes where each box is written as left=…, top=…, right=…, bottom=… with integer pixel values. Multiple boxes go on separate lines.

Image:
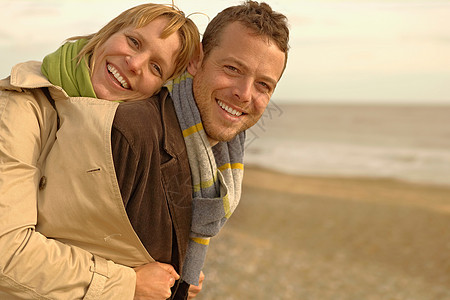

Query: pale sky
left=1, top=0, right=449, bottom=104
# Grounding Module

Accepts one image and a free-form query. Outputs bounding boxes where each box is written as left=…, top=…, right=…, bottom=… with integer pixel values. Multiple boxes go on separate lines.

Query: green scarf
left=41, top=39, right=96, bottom=98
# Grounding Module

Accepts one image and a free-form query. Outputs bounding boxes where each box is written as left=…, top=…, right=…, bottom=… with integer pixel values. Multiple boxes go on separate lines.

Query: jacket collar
left=160, top=88, right=185, bottom=158
left=0, top=61, right=69, bottom=101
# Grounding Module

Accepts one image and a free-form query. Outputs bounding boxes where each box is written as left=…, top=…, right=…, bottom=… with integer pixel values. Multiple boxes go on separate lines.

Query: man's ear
left=187, top=43, right=204, bottom=76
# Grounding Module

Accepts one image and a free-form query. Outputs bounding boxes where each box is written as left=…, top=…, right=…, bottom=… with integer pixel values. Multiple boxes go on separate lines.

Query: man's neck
left=207, top=136, right=219, bottom=147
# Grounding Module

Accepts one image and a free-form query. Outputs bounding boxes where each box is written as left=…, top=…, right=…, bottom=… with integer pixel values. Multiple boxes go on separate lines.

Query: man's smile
left=217, top=99, right=244, bottom=117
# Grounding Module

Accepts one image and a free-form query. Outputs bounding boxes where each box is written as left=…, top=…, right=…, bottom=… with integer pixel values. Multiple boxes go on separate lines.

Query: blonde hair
left=70, top=3, right=200, bottom=81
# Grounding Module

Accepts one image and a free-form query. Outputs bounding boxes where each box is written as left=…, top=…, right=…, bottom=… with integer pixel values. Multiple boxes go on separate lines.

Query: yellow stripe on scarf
left=165, top=72, right=194, bottom=93
left=191, top=237, right=210, bottom=245
left=183, top=123, right=203, bottom=138
left=223, top=194, right=231, bottom=218
left=192, top=173, right=218, bottom=193
left=218, top=163, right=244, bottom=172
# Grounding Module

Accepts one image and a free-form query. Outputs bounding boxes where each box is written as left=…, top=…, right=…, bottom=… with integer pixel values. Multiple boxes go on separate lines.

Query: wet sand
left=197, top=166, right=450, bottom=300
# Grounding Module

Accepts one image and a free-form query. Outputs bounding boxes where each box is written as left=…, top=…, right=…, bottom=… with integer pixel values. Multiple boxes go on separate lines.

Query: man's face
left=188, top=21, right=285, bottom=144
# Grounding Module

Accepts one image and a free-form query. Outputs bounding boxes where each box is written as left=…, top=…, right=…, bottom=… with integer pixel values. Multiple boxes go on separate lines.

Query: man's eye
left=259, top=82, right=269, bottom=89
left=258, top=81, right=272, bottom=93
left=225, top=65, right=238, bottom=72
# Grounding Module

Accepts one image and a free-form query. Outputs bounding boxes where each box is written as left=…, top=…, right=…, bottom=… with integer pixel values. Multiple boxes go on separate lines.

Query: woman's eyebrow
left=133, top=30, right=170, bottom=77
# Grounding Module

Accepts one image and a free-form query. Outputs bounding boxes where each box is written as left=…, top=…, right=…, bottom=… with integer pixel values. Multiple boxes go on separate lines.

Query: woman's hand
left=134, top=262, right=180, bottom=300
left=188, top=271, right=205, bottom=299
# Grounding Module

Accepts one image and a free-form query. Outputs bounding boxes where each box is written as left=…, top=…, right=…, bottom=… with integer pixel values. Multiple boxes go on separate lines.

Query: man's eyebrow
left=224, top=57, right=278, bottom=88
left=259, top=74, right=278, bottom=89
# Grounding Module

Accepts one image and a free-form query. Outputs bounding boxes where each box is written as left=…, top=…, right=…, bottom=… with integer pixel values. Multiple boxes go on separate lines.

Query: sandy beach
left=197, top=166, right=450, bottom=300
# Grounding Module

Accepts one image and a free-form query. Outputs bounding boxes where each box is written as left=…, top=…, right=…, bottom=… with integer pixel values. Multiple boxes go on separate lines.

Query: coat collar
left=0, top=61, right=69, bottom=101
left=2, top=61, right=185, bottom=158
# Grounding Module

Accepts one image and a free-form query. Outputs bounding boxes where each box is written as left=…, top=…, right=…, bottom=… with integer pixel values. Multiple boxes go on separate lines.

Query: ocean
left=244, top=102, right=450, bottom=187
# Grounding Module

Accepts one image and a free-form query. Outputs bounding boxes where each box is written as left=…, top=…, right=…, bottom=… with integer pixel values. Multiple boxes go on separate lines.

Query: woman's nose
left=125, top=55, right=145, bottom=75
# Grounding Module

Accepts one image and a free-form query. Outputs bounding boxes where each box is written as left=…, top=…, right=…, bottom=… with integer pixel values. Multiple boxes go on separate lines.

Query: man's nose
left=233, top=78, right=252, bottom=102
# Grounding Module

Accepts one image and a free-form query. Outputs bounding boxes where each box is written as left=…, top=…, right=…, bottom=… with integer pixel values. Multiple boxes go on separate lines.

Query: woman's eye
left=127, top=36, right=139, bottom=48
left=152, top=63, right=162, bottom=77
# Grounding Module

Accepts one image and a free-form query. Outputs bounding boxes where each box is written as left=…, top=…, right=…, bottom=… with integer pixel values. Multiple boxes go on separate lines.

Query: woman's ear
left=187, top=43, right=204, bottom=76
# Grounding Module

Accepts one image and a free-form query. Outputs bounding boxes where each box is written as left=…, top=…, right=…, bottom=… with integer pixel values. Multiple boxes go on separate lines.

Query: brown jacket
left=112, top=90, right=193, bottom=275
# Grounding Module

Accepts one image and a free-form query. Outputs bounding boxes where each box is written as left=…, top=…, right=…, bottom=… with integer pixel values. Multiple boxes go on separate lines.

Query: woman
left=0, top=3, right=200, bottom=299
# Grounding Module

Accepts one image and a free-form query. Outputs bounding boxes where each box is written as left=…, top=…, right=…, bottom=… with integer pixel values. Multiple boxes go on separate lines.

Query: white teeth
left=217, top=100, right=243, bottom=117
left=107, top=64, right=129, bottom=89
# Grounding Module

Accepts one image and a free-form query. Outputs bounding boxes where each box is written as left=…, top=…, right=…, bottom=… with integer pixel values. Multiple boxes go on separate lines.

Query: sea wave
left=245, top=139, right=450, bottom=187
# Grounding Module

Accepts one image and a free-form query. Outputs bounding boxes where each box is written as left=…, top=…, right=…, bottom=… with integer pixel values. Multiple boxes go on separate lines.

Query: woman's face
left=91, top=17, right=181, bottom=101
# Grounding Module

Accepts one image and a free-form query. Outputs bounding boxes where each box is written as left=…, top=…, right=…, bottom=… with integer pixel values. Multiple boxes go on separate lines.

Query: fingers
left=157, top=262, right=178, bottom=297
left=168, top=276, right=176, bottom=287
left=157, top=262, right=180, bottom=280
left=161, top=272, right=174, bottom=299
left=165, top=288, right=172, bottom=299
left=188, top=271, right=205, bottom=299
left=133, top=262, right=179, bottom=299
left=199, top=271, right=205, bottom=283
left=188, top=286, right=201, bottom=299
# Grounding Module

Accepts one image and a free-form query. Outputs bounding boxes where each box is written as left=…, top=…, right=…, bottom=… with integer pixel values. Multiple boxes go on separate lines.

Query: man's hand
left=134, top=262, right=180, bottom=300
left=188, top=271, right=205, bottom=299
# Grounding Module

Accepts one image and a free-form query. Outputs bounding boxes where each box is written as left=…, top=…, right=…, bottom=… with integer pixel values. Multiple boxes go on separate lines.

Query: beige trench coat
left=0, top=61, right=153, bottom=299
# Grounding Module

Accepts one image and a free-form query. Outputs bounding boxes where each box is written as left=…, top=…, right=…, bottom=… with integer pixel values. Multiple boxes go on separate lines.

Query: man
left=112, top=1, right=289, bottom=299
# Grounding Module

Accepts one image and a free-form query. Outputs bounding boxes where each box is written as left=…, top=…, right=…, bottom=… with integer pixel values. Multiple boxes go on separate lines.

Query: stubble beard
left=193, top=76, right=257, bottom=143
left=203, top=114, right=256, bottom=143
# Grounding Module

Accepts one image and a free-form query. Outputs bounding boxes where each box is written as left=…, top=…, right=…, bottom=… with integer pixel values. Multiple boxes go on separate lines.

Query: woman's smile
left=107, top=64, right=130, bottom=89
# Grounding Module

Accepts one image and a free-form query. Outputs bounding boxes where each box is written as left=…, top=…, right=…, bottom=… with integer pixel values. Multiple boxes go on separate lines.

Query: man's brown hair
left=202, top=0, right=290, bottom=75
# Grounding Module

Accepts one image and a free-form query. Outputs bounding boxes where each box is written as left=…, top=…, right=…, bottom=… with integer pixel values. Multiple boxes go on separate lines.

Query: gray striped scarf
left=166, top=72, right=245, bottom=285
